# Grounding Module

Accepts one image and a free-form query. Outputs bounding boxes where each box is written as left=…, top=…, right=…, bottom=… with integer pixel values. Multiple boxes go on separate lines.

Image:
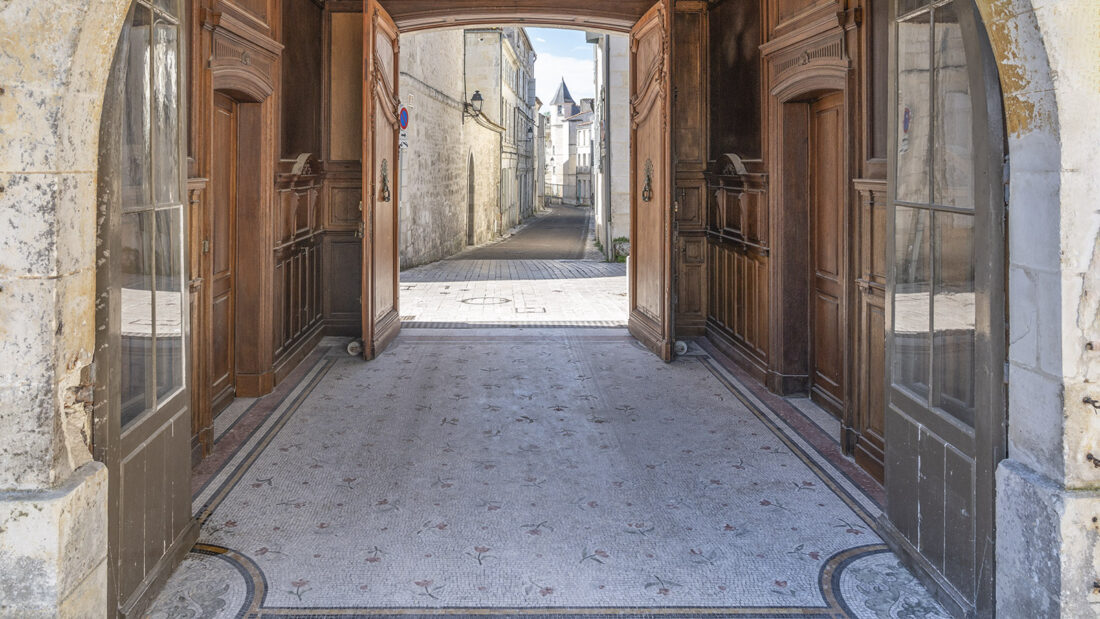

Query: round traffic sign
left=399, top=106, right=410, bottom=130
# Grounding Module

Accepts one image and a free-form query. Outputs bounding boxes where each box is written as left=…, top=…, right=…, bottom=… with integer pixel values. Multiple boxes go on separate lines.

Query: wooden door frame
left=880, top=2, right=1007, bottom=615
left=767, top=78, right=850, bottom=399
left=93, top=6, right=198, bottom=615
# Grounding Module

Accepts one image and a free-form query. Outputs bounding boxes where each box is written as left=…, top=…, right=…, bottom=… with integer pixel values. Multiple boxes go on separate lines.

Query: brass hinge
left=202, top=239, right=210, bottom=254
left=356, top=221, right=365, bottom=239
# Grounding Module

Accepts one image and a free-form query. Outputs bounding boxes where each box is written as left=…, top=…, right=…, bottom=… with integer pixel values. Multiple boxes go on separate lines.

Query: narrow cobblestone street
left=146, top=207, right=948, bottom=618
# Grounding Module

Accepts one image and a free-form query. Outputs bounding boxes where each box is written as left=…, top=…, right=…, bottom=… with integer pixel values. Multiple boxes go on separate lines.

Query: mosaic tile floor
left=149, top=330, right=948, bottom=618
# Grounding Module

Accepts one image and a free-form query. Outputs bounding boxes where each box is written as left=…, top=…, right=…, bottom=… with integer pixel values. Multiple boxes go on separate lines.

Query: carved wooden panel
left=326, top=183, right=363, bottom=229
left=274, top=160, right=325, bottom=365
left=707, top=240, right=770, bottom=376
left=218, top=0, right=273, bottom=31
left=628, top=0, right=674, bottom=360
left=676, top=234, right=708, bottom=334
left=323, top=235, right=363, bottom=335
left=361, top=0, right=402, bottom=359
left=850, top=178, right=888, bottom=481
left=704, top=155, right=770, bottom=379
left=329, top=11, right=364, bottom=162
left=672, top=6, right=707, bottom=170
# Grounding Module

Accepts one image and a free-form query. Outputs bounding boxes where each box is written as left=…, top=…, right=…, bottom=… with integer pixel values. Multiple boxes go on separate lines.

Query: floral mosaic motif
left=414, top=579, right=445, bottom=600
left=288, top=579, right=311, bottom=601
left=645, top=575, right=682, bottom=596
left=466, top=546, right=495, bottom=566
left=580, top=548, right=610, bottom=564
left=841, top=553, right=952, bottom=619
left=146, top=555, right=237, bottom=619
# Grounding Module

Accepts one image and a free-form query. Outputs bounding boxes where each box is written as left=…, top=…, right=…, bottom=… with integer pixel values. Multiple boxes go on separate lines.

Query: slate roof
left=549, top=79, right=574, bottom=106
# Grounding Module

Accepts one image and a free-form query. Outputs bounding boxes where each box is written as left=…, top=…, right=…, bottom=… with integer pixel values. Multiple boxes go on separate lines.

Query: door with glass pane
left=94, top=1, right=196, bottom=614
left=884, top=0, right=1005, bottom=615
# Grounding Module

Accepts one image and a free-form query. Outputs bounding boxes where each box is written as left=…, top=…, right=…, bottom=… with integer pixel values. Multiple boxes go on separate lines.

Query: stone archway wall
left=973, top=1, right=1100, bottom=616
left=0, top=0, right=1097, bottom=615
left=0, top=0, right=132, bottom=614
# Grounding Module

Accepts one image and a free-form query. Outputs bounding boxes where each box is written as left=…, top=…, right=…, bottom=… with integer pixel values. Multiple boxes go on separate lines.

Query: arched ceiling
left=378, top=0, right=656, bottom=33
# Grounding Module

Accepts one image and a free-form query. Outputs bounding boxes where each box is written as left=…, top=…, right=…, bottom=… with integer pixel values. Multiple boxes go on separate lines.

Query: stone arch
left=2, top=0, right=1096, bottom=616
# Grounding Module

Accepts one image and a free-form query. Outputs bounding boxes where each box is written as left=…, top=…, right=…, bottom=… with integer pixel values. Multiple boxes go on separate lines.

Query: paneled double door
left=357, top=0, right=678, bottom=362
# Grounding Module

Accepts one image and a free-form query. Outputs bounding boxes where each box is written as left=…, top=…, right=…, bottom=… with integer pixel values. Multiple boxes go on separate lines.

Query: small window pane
left=897, top=0, right=930, bottom=18
left=933, top=211, right=976, bottom=424
left=120, top=211, right=154, bottom=426
left=153, top=0, right=179, bottom=18
left=122, top=5, right=153, bottom=207
left=893, top=206, right=932, bottom=400
left=932, top=1, right=974, bottom=208
left=153, top=19, right=180, bottom=205
left=154, top=208, right=185, bottom=400
left=895, top=12, right=932, bottom=204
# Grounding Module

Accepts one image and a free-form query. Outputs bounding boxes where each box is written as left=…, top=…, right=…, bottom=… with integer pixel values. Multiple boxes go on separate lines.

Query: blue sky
left=525, top=28, right=595, bottom=107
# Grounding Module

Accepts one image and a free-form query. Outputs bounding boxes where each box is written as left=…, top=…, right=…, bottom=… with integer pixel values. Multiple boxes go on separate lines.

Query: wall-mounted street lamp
left=464, top=90, right=484, bottom=118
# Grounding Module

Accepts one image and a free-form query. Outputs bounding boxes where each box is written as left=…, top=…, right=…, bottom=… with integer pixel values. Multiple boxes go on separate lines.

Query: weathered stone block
left=997, top=459, right=1100, bottom=618
left=0, top=463, right=107, bottom=617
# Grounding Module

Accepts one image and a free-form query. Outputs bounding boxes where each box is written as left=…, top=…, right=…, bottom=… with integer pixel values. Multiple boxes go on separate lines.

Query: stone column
left=979, top=0, right=1100, bottom=616
left=0, top=0, right=129, bottom=615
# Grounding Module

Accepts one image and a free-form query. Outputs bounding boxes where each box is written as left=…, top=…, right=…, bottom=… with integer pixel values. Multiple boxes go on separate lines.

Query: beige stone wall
left=397, top=29, right=501, bottom=269
left=974, top=0, right=1100, bottom=616
left=0, top=1, right=127, bottom=615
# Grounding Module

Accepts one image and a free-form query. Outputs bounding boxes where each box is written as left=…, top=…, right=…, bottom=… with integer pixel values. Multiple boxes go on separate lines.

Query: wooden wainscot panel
left=847, top=178, right=888, bottom=481
left=273, top=155, right=326, bottom=384
left=704, top=154, right=770, bottom=380
left=186, top=177, right=212, bottom=463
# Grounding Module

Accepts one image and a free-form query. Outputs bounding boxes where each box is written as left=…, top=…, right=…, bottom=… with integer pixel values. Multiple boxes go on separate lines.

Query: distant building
left=544, top=80, right=593, bottom=207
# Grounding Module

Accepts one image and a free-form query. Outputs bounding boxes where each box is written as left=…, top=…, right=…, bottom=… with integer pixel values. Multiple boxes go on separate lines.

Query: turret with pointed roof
left=549, top=78, right=574, bottom=107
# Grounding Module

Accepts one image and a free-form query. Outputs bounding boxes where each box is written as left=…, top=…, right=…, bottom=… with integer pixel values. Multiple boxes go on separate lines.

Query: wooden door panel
left=809, top=93, right=845, bottom=411
left=361, top=0, right=401, bottom=359
left=210, top=93, right=237, bottom=411
left=629, top=0, right=674, bottom=361
left=813, top=291, right=842, bottom=391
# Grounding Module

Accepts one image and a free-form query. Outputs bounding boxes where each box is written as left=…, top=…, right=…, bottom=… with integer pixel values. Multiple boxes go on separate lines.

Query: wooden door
left=360, top=0, right=401, bottom=360
left=210, top=93, right=238, bottom=412
left=94, top=2, right=197, bottom=613
left=809, top=93, right=846, bottom=414
left=629, top=0, right=675, bottom=361
left=884, top=1, right=1005, bottom=614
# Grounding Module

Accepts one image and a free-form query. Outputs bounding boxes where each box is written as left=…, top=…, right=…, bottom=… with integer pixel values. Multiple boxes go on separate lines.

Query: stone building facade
left=464, top=27, right=538, bottom=235
left=397, top=29, right=502, bottom=269
left=588, top=33, right=631, bottom=258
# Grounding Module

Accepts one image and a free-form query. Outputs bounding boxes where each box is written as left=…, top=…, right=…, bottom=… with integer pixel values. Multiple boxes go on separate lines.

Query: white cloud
left=534, top=52, right=595, bottom=106
left=536, top=37, right=547, bottom=43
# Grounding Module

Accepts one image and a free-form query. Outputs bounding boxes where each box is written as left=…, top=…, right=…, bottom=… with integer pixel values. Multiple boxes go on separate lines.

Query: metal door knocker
left=642, top=159, right=654, bottom=202
left=380, top=159, right=391, bottom=202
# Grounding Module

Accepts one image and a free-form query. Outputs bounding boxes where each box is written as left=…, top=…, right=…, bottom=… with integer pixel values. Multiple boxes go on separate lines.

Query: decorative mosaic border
left=190, top=542, right=891, bottom=618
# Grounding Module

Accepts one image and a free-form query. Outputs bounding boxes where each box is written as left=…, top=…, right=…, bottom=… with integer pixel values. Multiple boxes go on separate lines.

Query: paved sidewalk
left=401, top=206, right=627, bottom=326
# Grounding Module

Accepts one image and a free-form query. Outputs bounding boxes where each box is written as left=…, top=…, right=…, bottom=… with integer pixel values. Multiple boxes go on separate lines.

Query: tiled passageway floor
left=150, top=331, right=947, bottom=618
